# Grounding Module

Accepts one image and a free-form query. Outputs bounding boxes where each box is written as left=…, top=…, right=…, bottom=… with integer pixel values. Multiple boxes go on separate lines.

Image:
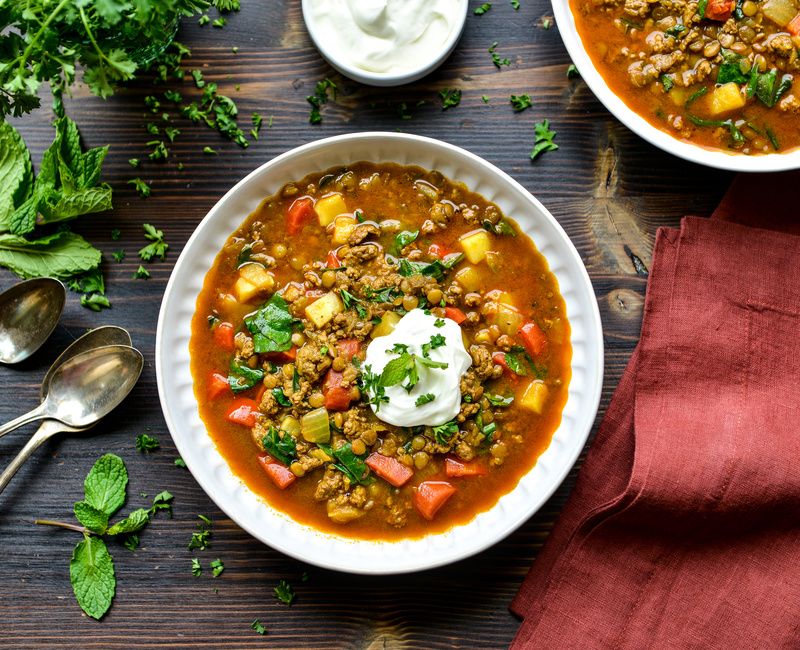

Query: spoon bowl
left=0, top=278, right=65, bottom=364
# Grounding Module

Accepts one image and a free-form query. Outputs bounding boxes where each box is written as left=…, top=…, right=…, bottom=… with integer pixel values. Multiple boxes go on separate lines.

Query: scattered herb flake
left=510, top=94, right=533, bottom=112
left=307, top=78, right=337, bottom=124
left=415, top=393, right=436, bottom=406
left=192, top=558, right=202, bottom=577
left=439, top=88, right=462, bottom=110
left=112, top=250, right=125, bottom=263
left=567, top=64, right=580, bottom=79
left=475, top=2, right=492, bottom=14
left=530, top=119, right=559, bottom=160
left=128, top=178, right=151, bottom=198
left=489, top=41, right=511, bottom=68
left=274, top=579, right=296, bottom=605
left=251, top=619, right=267, bottom=635
left=175, top=457, right=187, bottom=468
left=133, top=266, right=150, bottom=280
left=139, top=224, right=169, bottom=262
left=135, top=433, right=159, bottom=453
left=210, top=558, right=225, bottom=577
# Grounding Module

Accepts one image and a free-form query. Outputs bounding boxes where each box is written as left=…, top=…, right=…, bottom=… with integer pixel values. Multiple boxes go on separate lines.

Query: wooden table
left=1, top=2, right=733, bottom=648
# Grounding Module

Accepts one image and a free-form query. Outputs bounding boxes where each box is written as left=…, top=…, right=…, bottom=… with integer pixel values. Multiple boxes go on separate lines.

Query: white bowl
left=301, top=0, right=469, bottom=87
left=552, top=0, right=800, bottom=172
left=156, top=132, right=604, bottom=574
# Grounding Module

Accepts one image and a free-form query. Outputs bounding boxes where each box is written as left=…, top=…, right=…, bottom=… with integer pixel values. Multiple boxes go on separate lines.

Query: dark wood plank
left=0, top=1, right=732, bottom=647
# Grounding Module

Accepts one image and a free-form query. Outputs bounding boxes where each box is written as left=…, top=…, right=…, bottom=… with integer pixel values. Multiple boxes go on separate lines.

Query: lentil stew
left=190, top=162, right=571, bottom=540
left=571, top=0, right=800, bottom=154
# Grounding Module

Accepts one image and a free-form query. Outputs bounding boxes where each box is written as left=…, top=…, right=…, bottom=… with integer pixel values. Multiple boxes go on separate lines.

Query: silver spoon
left=0, top=343, right=143, bottom=495
left=0, top=344, right=143, bottom=439
left=0, top=278, right=65, bottom=364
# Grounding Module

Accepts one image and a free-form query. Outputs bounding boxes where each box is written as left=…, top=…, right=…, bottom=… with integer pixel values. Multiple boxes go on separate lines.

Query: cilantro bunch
left=0, top=0, right=236, bottom=119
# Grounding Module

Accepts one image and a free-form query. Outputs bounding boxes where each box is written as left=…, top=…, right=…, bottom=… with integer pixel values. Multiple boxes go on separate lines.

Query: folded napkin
left=510, top=172, right=800, bottom=649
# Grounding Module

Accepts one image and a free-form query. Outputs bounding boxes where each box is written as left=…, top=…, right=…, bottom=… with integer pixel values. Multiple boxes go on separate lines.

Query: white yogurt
left=307, top=0, right=459, bottom=75
left=363, top=309, right=472, bottom=427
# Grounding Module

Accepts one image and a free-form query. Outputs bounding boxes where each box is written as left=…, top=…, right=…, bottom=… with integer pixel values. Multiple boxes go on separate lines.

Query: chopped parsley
left=434, top=318, right=445, bottom=328
left=474, top=2, right=492, bottom=14
left=486, top=393, right=514, bottom=407
left=175, top=457, right=187, bottom=468
left=482, top=94, right=490, bottom=103
left=307, top=78, right=337, bottom=124
left=251, top=112, right=263, bottom=140
left=340, top=289, right=368, bottom=319
left=274, top=579, right=296, bottom=605
left=203, top=146, right=217, bottom=155
left=251, top=619, right=267, bottom=635
left=112, top=250, right=125, bottom=263
left=530, top=119, right=558, bottom=160
left=133, top=265, right=150, bottom=280
left=397, top=253, right=463, bottom=281
left=567, top=64, right=580, bottom=79
left=415, top=393, right=435, bottom=406
left=421, top=334, right=446, bottom=358
left=432, top=420, right=458, bottom=445
left=660, top=74, right=674, bottom=93
left=191, top=558, right=202, bottom=577
left=128, top=177, right=151, bottom=197
left=111, top=229, right=121, bottom=241
left=439, top=88, right=462, bottom=110
left=360, top=364, right=389, bottom=411
left=188, top=515, right=212, bottom=551
left=489, top=41, right=511, bottom=68
left=139, top=224, right=168, bottom=261
left=135, top=433, right=159, bottom=453
left=510, top=94, right=533, bottom=112
left=210, top=558, right=225, bottom=577
left=511, top=0, right=520, bottom=8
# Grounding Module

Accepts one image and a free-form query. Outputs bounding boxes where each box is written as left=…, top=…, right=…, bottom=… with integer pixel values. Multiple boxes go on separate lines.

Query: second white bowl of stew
left=554, top=0, right=800, bottom=170
left=156, top=132, right=603, bottom=574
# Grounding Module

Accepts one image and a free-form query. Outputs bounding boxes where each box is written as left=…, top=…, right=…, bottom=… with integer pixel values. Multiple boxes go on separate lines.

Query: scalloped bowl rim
left=552, top=0, right=800, bottom=172
left=155, top=132, right=604, bottom=574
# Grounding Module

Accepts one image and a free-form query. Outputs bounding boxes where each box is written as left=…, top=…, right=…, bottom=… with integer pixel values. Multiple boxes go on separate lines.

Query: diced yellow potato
left=239, top=263, right=275, bottom=291
left=762, top=0, right=796, bottom=26
left=371, top=311, right=402, bottom=338
left=482, top=301, right=523, bottom=335
left=710, top=83, right=746, bottom=116
left=314, top=193, right=348, bottom=227
left=485, top=289, right=517, bottom=307
left=304, top=291, right=344, bottom=328
left=234, top=278, right=259, bottom=303
left=519, top=379, right=549, bottom=414
left=331, top=215, right=357, bottom=245
left=668, top=87, right=687, bottom=107
left=455, top=265, right=482, bottom=291
left=459, top=229, right=493, bottom=264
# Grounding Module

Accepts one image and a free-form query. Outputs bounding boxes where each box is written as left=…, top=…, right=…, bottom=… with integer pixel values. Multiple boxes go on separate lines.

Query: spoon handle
left=0, top=420, right=60, bottom=496
left=0, top=402, right=46, bottom=440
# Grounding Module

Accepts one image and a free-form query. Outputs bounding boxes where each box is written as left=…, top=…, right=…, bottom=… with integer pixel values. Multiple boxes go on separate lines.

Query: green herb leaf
left=83, top=454, right=127, bottom=517
left=251, top=618, right=267, bottom=635
left=133, top=265, right=150, bottom=279
left=489, top=41, right=511, bottom=68
left=660, top=74, right=674, bottom=93
left=70, top=535, right=115, bottom=620
left=127, top=177, right=150, bottom=199
left=307, top=78, right=337, bottom=124
left=272, top=387, right=292, bottom=406
left=530, top=119, right=558, bottom=160
left=0, top=121, right=33, bottom=227
left=210, top=558, right=225, bottom=577
left=474, top=2, right=492, bottom=14
left=112, top=249, right=125, bottom=262
left=174, top=457, right=187, bottom=468
left=482, top=219, right=516, bottom=236
left=665, top=24, right=686, bottom=37
left=318, top=442, right=373, bottom=485
left=0, top=231, right=101, bottom=279
left=106, top=508, right=150, bottom=536
left=486, top=393, right=514, bottom=407
left=188, top=516, right=212, bottom=551
left=80, top=293, right=111, bottom=312
left=262, top=427, right=297, bottom=466
left=274, top=579, right=295, bottom=605
left=138, top=223, right=168, bottom=261
left=717, top=50, right=749, bottom=85
left=566, top=63, right=580, bottom=79
left=432, top=421, right=458, bottom=445
left=245, top=294, right=297, bottom=353
left=415, top=393, right=435, bottom=406
left=392, top=229, right=419, bottom=254
left=228, top=360, right=265, bottom=393
left=341, top=289, right=368, bottom=319
left=192, top=558, right=202, bottom=577
left=439, top=88, right=462, bottom=110
left=73, top=501, right=109, bottom=535
left=510, top=94, right=533, bottom=112
left=135, top=434, right=160, bottom=453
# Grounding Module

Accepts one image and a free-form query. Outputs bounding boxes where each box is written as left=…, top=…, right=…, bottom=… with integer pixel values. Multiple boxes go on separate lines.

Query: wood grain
left=0, top=1, right=732, bottom=648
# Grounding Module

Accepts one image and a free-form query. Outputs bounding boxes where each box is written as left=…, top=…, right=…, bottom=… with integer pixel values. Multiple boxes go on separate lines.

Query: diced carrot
left=207, top=372, right=230, bottom=400
left=518, top=321, right=547, bottom=357
left=286, top=197, right=315, bottom=236
left=326, top=251, right=341, bottom=268
left=428, top=243, right=448, bottom=258
left=226, top=397, right=260, bottom=427
left=444, top=306, right=467, bottom=324
left=323, top=370, right=357, bottom=411
left=445, top=458, right=488, bottom=478
left=267, top=346, right=297, bottom=363
left=788, top=14, right=800, bottom=36
left=492, top=351, right=519, bottom=379
left=213, top=322, right=235, bottom=351
left=257, top=454, right=297, bottom=489
left=704, top=0, right=735, bottom=20
left=413, top=481, right=457, bottom=520
left=336, top=338, right=361, bottom=360
left=254, top=383, right=267, bottom=405
left=366, top=453, right=414, bottom=488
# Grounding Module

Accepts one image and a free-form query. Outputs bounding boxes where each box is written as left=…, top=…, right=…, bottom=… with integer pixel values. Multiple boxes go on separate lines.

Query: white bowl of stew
left=553, top=0, right=800, bottom=171
left=156, top=132, right=603, bottom=574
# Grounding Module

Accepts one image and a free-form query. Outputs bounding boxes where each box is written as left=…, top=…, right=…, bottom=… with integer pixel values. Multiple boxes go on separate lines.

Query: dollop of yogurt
left=364, top=309, right=472, bottom=427
left=307, top=0, right=458, bottom=74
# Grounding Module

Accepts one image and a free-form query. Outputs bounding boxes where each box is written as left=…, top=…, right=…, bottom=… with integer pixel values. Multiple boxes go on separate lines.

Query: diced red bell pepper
left=257, top=454, right=296, bottom=489
left=267, top=346, right=297, bottom=363
left=788, top=14, right=800, bottom=36
left=213, top=322, right=235, bottom=351
left=518, top=321, right=547, bottom=358
left=323, top=370, right=356, bottom=411
left=207, top=372, right=231, bottom=400
left=428, top=243, right=448, bottom=259
left=413, top=481, right=457, bottom=520
left=286, top=196, right=315, bottom=236
left=336, top=338, right=361, bottom=360
left=444, top=306, right=467, bottom=325
left=326, top=251, right=341, bottom=268
left=366, top=453, right=414, bottom=488
left=445, top=458, right=488, bottom=478
left=704, top=0, right=735, bottom=20
left=226, top=397, right=260, bottom=427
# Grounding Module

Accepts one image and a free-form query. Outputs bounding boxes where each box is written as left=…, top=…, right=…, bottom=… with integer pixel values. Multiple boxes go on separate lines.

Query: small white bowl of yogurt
left=302, top=0, right=469, bottom=86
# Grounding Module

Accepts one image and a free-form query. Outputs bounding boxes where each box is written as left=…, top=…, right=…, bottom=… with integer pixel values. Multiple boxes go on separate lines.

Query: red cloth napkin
left=510, top=172, right=800, bottom=649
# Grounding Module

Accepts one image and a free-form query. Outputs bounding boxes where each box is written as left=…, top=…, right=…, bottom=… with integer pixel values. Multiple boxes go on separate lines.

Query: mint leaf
left=40, top=187, right=113, bottom=223
left=0, top=231, right=101, bottom=279
left=83, top=453, right=127, bottom=517
left=0, top=121, right=33, bottom=227
left=106, top=508, right=150, bottom=536
left=70, top=535, right=115, bottom=620
left=73, top=501, right=109, bottom=534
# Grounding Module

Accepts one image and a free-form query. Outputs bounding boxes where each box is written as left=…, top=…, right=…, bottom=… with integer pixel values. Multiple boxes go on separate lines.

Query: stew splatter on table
left=0, top=2, right=731, bottom=648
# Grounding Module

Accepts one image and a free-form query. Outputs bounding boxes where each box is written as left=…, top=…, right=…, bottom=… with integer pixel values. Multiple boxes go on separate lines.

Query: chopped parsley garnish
left=251, top=619, right=267, bottom=635
left=489, top=41, right=511, bottom=68
left=128, top=158, right=140, bottom=168
left=133, top=265, right=150, bottom=280
left=111, top=229, right=121, bottom=241
left=475, top=2, right=492, bottom=14
left=486, top=393, right=514, bottom=407
left=434, top=318, right=445, bottom=328
left=244, top=294, right=297, bottom=353
left=139, top=224, right=168, bottom=261
left=340, top=289, right=368, bottom=319
left=397, top=253, right=463, bottom=281
left=483, top=219, right=516, bottom=236
left=128, top=177, right=151, bottom=197
left=307, top=78, right=337, bottom=124
left=203, top=146, right=217, bottom=155
left=567, top=64, right=580, bottom=79
left=439, top=88, right=462, bottom=110
left=364, top=286, right=401, bottom=303
left=175, top=457, right=187, bottom=468
left=360, top=364, right=389, bottom=411
left=415, top=393, right=436, bottom=406
left=210, top=558, right=225, bottom=577
left=188, top=515, right=212, bottom=551
left=135, top=433, right=159, bottom=453
left=510, top=94, right=533, bottom=112
left=432, top=420, right=458, bottom=445
left=251, top=112, right=263, bottom=140
left=530, top=119, right=558, bottom=160
left=261, top=427, right=297, bottom=466
left=421, top=334, right=446, bottom=358
left=665, top=24, right=686, bottom=37
left=482, top=95, right=490, bottom=103
left=112, top=250, right=125, bottom=263
left=191, top=558, right=202, bottom=577
left=660, top=74, right=674, bottom=93
left=274, top=579, right=296, bottom=605
left=212, top=17, right=226, bottom=28
left=511, top=0, right=520, bottom=8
